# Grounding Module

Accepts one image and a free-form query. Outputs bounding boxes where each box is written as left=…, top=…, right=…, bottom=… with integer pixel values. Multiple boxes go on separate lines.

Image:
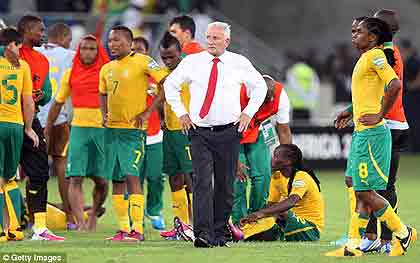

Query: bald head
left=373, top=9, right=400, bottom=35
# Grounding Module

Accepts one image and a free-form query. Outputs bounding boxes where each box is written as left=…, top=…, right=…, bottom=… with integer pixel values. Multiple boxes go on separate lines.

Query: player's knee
left=345, top=177, right=353, bottom=187
left=169, top=174, right=185, bottom=191
left=70, top=176, right=84, bottom=186
left=94, top=178, right=108, bottom=193
left=28, top=176, right=48, bottom=191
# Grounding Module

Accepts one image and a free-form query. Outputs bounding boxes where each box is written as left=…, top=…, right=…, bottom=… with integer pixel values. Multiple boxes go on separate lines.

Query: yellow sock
left=347, top=187, right=356, bottom=217
left=347, top=212, right=360, bottom=239
left=4, top=182, right=20, bottom=231
left=347, top=187, right=359, bottom=239
left=33, top=212, right=47, bottom=231
left=241, top=217, right=276, bottom=239
left=112, top=195, right=130, bottom=232
left=376, top=204, right=408, bottom=239
left=129, top=194, right=144, bottom=234
left=172, top=189, right=189, bottom=224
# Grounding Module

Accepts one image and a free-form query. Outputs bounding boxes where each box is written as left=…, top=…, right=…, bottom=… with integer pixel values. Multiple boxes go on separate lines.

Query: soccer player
left=157, top=32, right=194, bottom=240
left=235, top=144, right=324, bottom=242
left=358, top=9, right=410, bottom=254
left=99, top=26, right=167, bottom=241
left=0, top=27, right=37, bottom=242
left=232, top=75, right=292, bottom=225
left=45, top=35, right=109, bottom=231
left=37, top=22, right=76, bottom=230
left=328, top=18, right=416, bottom=257
left=168, top=14, right=203, bottom=222
left=131, top=36, right=166, bottom=230
left=169, top=15, right=204, bottom=56
left=16, top=15, right=64, bottom=241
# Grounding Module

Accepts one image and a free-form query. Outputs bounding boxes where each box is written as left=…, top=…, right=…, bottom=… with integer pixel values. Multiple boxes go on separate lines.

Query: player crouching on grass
left=176, top=144, right=325, bottom=244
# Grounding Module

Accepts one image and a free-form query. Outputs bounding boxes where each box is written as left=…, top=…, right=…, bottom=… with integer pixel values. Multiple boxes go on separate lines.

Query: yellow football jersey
left=351, top=48, right=398, bottom=131
left=99, top=53, right=167, bottom=129
left=56, top=69, right=103, bottom=128
left=164, top=67, right=190, bottom=131
left=0, top=58, right=33, bottom=125
left=267, top=170, right=325, bottom=232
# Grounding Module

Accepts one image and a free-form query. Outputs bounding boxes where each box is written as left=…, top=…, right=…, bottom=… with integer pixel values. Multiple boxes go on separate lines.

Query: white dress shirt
left=164, top=50, right=267, bottom=127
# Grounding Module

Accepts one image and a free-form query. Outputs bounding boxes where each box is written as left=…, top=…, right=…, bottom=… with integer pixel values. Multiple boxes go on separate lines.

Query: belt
left=196, top=123, right=235, bottom=132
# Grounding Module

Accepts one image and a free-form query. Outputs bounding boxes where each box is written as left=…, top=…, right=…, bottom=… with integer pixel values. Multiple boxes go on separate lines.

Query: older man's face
left=206, top=26, right=230, bottom=56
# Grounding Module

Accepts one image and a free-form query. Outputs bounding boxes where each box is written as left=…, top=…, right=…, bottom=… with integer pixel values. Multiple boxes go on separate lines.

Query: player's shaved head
left=110, top=25, right=133, bottom=42
left=373, top=9, right=399, bottom=35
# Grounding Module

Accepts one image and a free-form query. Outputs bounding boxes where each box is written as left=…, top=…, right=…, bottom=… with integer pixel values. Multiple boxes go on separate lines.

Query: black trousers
left=365, top=129, right=409, bottom=240
left=20, top=117, right=50, bottom=214
left=189, top=124, right=241, bottom=243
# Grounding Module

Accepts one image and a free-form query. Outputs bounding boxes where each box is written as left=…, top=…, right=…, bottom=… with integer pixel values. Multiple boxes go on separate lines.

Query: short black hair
left=0, top=27, right=23, bottom=46
left=353, top=16, right=368, bottom=23
left=160, top=31, right=181, bottom=51
left=17, top=15, right=42, bottom=34
left=133, top=36, right=149, bottom=52
left=169, top=15, right=196, bottom=38
left=110, top=25, right=133, bottom=42
left=48, top=22, right=71, bottom=39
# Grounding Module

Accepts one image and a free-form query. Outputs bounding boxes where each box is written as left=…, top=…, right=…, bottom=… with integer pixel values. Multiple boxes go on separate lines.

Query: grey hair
left=207, top=21, right=231, bottom=39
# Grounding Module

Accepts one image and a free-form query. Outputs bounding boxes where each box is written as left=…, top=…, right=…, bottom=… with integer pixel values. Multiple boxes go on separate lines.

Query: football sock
left=33, top=212, right=47, bottom=232
left=375, top=203, right=408, bottom=239
left=4, top=181, right=21, bottom=231
left=129, top=194, right=144, bottom=234
left=172, top=188, right=189, bottom=224
left=112, top=195, right=130, bottom=232
left=0, top=187, right=4, bottom=232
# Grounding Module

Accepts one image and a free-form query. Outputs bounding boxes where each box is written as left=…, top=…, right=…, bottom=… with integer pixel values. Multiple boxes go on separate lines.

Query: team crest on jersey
left=148, top=60, right=160, bottom=70
left=292, top=180, right=305, bottom=188
left=373, top=57, right=386, bottom=69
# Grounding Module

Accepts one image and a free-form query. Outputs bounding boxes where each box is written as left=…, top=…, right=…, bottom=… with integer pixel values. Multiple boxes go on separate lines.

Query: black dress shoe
left=194, top=237, right=213, bottom=248
left=217, top=240, right=230, bottom=247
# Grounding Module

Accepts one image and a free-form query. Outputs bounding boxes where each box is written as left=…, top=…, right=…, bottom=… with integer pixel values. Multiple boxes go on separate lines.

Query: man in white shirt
left=164, top=21, right=267, bottom=248
left=232, top=75, right=292, bottom=226
left=36, top=23, right=76, bottom=230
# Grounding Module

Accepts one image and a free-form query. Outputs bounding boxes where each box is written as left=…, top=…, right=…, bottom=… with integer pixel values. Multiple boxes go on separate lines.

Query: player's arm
left=0, top=46, right=20, bottom=67
left=45, top=70, right=71, bottom=142
left=21, top=63, right=39, bottom=147
left=36, top=73, right=52, bottom=106
left=241, top=195, right=301, bottom=224
left=98, top=67, right=108, bottom=127
left=131, top=76, right=167, bottom=128
left=275, top=90, right=292, bottom=144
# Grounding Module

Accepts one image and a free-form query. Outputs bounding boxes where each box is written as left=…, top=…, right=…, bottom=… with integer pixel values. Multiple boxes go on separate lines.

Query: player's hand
left=358, top=112, right=383, bottom=126
left=25, top=127, right=39, bottom=148
left=33, top=89, right=44, bottom=103
left=236, top=161, right=249, bottom=182
left=179, top=114, right=196, bottom=135
left=4, top=47, right=20, bottom=68
left=235, top=112, right=251, bottom=132
left=240, top=211, right=264, bottom=226
left=334, top=110, right=353, bottom=129
left=131, top=109, right=151, bottom=129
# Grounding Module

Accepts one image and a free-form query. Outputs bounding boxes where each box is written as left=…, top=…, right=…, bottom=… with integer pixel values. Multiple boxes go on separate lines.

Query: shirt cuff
left=242, top=104, right=260, bottom=118
left=174, top=107, right=188, bottom=118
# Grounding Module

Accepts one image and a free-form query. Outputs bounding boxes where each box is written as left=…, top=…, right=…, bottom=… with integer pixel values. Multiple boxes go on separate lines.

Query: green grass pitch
left=1, top=155, right=419, bottom=263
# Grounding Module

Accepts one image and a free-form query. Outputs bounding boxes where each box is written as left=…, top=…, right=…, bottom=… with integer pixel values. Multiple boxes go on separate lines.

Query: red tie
left=199, top=57, right=220, bottom=118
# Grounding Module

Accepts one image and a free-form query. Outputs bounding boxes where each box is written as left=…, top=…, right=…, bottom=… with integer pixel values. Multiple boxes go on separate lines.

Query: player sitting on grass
left=176, top=144, right=325, bottom=243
